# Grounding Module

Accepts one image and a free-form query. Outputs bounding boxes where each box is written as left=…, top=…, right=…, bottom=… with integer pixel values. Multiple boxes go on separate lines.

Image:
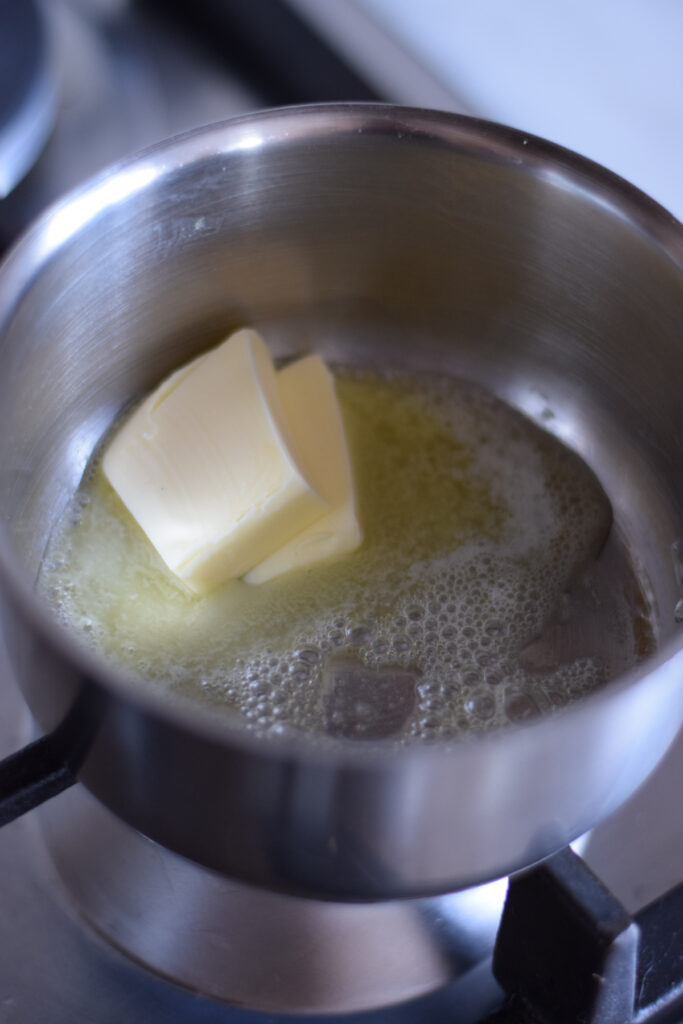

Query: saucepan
left=0, top=105, right=682, bottom=901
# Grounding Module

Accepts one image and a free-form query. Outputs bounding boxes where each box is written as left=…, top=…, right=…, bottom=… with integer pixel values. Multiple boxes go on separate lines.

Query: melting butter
left=41, top=367, right=641, bottom=744
left=102, top=330, right=360, bottom=593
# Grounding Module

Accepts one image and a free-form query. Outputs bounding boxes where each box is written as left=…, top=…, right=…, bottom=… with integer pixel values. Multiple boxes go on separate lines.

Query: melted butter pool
left=40, top=367, right=648, bottom=743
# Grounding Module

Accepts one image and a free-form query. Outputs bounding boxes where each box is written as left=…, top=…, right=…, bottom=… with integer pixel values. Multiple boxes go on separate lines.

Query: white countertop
left=291, top=0, right=683, bottom=222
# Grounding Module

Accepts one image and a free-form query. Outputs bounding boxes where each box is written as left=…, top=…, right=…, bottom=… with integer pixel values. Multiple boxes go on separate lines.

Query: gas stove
left=3, top=627, right=683, bottom=1023
left=1, top=3, right=683, bottom=1022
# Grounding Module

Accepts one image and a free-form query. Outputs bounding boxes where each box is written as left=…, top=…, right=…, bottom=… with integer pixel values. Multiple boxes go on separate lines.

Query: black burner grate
left=488, top=847, right=683, bottom=1024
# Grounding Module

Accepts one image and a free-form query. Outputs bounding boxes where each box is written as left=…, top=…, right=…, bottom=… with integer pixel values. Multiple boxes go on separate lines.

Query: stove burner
left=40, top=780, right=505, bottom=1015
left=486, top=847, right=683, bottom=1024
left=37, top=780, right=683, bottom=1022
left=491, top=847, right=638, bottom=1023
left=0, top=0, right=56, bottom=197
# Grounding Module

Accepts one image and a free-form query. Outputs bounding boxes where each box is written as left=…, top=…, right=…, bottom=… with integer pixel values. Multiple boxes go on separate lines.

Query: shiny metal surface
left=40, top=783, right=485, bottom=1014
left=36, top=780, right=583, bottom=1014
left=0, top=105, right=682, bottom=900
left=0, top=642, right=501, bottom=1021
left=5, top=623, right=683, bottom=1021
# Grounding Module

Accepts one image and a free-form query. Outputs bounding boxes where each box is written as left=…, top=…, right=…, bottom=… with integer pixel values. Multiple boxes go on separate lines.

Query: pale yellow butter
left=102, top=329, right=329, bottom=593
left=245, top=355, right=361, bottom=583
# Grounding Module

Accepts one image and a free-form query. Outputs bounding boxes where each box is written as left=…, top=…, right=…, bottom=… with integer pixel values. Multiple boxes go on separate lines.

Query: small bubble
left=296, top=647, right=320, bottom=665
left=462, top=669, right=482, bottom=687
left=417, top=681, right=440, bottom=698
left=420, top=696, right=444, bottom=712
left=485, top=669, right=504, bottom=687
left=505, top=693, right=540, bottom=722
left=465, top=693, right=495, bottom=720
left=485, top=620, right=504, bottom=637
left=347, top=624, right=372, bottom=646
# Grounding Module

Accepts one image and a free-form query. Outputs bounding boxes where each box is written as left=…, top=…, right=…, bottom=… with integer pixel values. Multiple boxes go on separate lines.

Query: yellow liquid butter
left=40, top=368, right=639, bottom=743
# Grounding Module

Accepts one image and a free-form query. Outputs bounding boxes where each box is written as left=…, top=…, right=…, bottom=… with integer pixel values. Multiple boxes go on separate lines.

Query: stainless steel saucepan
left=0, top=105, right=682, bottom=900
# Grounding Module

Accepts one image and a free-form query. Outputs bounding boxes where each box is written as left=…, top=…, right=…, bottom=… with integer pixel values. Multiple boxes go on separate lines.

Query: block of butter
left=103, top=329, right=330, bottom=593
left=245, top=355, right=361, bottom=584
left=103, top=329, right=361, bottom=593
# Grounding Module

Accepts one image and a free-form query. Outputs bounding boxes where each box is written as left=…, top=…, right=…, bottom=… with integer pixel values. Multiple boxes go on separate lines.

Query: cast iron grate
left=487, top=846, right=683, bottom=1024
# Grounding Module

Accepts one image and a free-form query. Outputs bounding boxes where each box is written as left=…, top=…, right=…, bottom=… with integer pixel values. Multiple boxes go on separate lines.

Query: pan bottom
left=40, top=781, right=505, bottom=1014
